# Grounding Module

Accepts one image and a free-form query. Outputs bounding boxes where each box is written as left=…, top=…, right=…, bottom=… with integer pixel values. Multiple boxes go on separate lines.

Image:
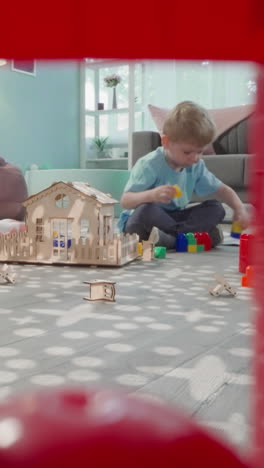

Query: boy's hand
left=233, top=207, right=250, bottom=230
left=152, top=185, right=176, bottom=204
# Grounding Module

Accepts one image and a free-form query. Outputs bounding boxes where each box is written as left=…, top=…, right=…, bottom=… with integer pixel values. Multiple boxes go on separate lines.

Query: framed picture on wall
left=11, top=60, right=36, bottom=76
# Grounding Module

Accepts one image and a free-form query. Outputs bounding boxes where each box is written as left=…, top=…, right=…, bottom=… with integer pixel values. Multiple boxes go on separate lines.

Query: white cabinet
left=80, top=60, right=145, bottom=169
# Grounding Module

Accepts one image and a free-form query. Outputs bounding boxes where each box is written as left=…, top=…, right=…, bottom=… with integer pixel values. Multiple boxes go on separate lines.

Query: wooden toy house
left=0, top=181, right=139, bottom=266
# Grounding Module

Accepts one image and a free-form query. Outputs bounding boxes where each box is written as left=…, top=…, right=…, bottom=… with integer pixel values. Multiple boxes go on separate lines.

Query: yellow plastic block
left=137, top=242, right=143, bottom=255
left=188, top=245, right=197, bottom=253
left=173, top=184, right=183, bottom=198
left=231, top=221, right=243, bottom=234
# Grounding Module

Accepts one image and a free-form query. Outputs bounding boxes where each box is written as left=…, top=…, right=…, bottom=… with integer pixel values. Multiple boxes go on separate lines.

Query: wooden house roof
left=23, top=181, right=118, bottom=207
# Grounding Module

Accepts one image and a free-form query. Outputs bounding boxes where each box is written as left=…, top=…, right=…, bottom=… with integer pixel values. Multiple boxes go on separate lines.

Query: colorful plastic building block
left=194, top=233, right=205, bottom=251
left=231, top=220, right=243, bottom=238
left=173, top=184, right=182, bottom=198
left=175, top=232, right=211, bottom=252
left=175, top=233, right=188, bottom=252
left=239, top=233, right=254, bottom=273
left=241, top=265, right=254, bottom=287
left=188, top=245, right=197, bottom=253
left=200, top=232, right=212, bottom=251
left=186, top=233, right=196, bottom=245
left=154, top=246, right=166, bottom=258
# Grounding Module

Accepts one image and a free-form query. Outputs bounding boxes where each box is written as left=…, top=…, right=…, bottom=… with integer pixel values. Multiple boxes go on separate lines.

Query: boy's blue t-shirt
left=118, top=146, right=222, bottom=232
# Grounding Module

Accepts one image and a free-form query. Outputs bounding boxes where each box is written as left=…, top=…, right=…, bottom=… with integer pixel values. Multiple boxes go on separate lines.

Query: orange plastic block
left=173, top=185, right=182, bottom=198
left=241, top=265, right=254, bottom=288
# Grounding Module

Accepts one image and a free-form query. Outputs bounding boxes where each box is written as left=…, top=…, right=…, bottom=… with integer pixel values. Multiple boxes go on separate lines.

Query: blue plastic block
left=175, top=233, right=188, bottom=252
left=231, top=232, right=241, bottom=239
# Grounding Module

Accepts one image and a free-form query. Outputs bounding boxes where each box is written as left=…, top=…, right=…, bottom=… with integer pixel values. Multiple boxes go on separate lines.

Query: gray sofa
left=132, top=116, right=251, bottom=204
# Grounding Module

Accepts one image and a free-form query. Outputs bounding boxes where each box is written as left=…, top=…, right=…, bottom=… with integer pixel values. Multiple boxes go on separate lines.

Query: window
left=80, top=219, right=89, bottom=245
left=81, top=59, right=256, bottom=168
left=36, top=218, right=44, bottom=242
left=55, top=194, right=70, bottom=209
left=81, top=60, right=145, bottom=169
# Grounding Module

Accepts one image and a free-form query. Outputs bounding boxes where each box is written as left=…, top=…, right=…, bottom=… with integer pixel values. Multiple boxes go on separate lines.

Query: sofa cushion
left=132, top=131, right=161, bottom=165
left=243, top=153, right=253, bottom=188
left=214, top=118, right=249, bottom=154
left=202, top=154, right=246, bottom=188
left=148, top=103, right=253, bottom=155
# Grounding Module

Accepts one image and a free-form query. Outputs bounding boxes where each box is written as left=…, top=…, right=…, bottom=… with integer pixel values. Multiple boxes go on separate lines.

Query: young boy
left=118, top=101, right=249, bottom=248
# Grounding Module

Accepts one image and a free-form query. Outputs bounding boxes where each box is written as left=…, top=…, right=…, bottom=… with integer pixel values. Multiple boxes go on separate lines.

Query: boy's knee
left=136, top=202, right=152, bottom=213
left=209, top=200, right=225, bottom=221
left=203, top=199, right=225, bottom=222
left=133, top=202, right=157, bottom=217
left=215, top=201, right=225, bottom=221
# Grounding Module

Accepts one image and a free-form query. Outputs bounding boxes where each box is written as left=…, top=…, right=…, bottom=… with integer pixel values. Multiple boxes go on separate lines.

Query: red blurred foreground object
left=0, top=387, right=250, bottom=468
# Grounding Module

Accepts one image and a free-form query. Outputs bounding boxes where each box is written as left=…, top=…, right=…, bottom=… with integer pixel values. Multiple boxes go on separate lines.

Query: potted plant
left=91, top=136, right=110, bottom=158
left=104, top=74, right=122, bottom=109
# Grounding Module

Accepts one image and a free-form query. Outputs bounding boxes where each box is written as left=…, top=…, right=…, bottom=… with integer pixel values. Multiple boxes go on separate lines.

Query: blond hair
left=162, top=101, right=216, bottom=146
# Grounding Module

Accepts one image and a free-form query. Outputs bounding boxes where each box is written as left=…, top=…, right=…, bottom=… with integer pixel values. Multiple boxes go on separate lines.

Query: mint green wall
left=0, top=60, right=80, bottom=172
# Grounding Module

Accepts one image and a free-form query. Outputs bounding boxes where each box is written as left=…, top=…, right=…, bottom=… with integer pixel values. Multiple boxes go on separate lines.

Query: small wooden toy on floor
left=209, top=274, right=237, bottom=297
left=83, top=280, right=116, bottom=302
left=142, top=240, right=154, bottom=261
left=140, top=227, right=157, bottom=261
left=0, top=264, right=16, bottom=284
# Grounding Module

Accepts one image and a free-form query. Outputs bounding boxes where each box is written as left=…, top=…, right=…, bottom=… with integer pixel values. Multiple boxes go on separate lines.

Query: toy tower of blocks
left=175, top=232, right=212, bottom=252
left=231, top=221, right=243, bottom=239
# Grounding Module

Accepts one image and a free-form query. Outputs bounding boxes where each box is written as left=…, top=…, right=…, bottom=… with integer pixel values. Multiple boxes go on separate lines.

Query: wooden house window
left=36, top=218, right=44, bottom=242
left=80, top=219, right=89, bottom=245
left=103, top=216, right=111, bottom=244
left=55, top=194, right=70, bottom=209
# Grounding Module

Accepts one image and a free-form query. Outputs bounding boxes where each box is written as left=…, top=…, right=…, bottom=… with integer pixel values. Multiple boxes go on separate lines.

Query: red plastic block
left=241, top=265, right=254, bottom=287
left=239, top=234, right=254, bottom=273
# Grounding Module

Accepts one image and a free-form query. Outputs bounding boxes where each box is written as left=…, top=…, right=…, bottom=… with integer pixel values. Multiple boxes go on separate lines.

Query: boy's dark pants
left=124, top=200, right=225, bottom=240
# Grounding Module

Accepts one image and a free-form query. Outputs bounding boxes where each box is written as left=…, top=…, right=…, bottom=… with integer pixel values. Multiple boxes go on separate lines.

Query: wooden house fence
left=0, top=232, right=32, bottom=261
left=74, top=233, right=139, bottom=265
left=0, top=231, right=139, bottom=266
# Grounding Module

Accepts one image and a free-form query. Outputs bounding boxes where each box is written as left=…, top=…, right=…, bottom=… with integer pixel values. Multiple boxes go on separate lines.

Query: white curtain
left=142, top=60, right=256, bottom=130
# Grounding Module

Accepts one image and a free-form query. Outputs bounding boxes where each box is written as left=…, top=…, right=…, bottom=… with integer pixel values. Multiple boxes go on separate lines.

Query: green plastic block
left=186, top=232, right=196, bottom=245
left=154, top=246, right=167, bottom=258
left=197, top=244, right=205, bottom=252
